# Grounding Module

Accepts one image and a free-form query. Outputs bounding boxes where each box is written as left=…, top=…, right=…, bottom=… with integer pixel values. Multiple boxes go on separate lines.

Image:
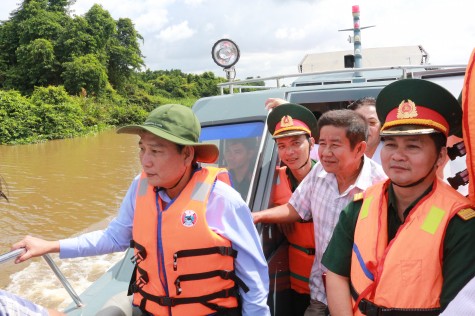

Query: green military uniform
left=322, top=183, right=475, bottom=309
left=322, top=79, right=475, bottom=313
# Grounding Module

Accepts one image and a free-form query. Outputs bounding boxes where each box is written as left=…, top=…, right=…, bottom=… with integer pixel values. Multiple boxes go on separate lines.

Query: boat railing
left=217, top=64, right=467, bottom=95
left=0, top=248, right=83, bottom=308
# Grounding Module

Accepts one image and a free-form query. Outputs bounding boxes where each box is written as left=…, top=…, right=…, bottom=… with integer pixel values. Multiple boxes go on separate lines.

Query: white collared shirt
left=289, top=155, right=387, bottom=303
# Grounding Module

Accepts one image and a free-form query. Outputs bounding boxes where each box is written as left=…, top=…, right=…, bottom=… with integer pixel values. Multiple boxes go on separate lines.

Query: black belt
left=351, top=284, right=440, bottom=316
left=357, top=299, right=440, bottom=316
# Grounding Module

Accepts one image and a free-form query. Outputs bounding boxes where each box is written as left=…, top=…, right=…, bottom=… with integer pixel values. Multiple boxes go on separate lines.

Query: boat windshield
left=200, top=121, right=264, bottom=201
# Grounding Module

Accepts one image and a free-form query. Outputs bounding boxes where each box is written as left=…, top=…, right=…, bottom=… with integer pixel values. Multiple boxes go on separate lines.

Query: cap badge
left=280, top=115, right=294, bottom=128
left=397, top=99, right=418, bottom=119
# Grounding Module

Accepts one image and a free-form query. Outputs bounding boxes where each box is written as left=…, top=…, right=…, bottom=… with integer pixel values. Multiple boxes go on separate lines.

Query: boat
left=1, top=5, right=470, bottom=315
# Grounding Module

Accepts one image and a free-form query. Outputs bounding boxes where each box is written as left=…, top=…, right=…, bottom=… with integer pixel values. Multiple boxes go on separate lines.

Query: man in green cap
left=323, top=79, right=475, bottom=315
left=266, top=102, right=318, bottom=315
left=13, top=104, right=271, bottom=316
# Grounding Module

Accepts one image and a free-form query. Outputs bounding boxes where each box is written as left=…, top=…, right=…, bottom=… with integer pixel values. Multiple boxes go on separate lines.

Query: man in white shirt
left=253, top=109, right=387, bottom=315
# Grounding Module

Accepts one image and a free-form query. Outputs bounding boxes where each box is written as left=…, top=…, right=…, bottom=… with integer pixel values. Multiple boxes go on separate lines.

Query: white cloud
left=204, top=23, right=215, bottom=32
left=275, top=27, right=306, bottom=41
left=157, top=21, right=196, bottom=42
left=185, top=0, right=205, bottom=5
left=0, top=0, right=474, bottom=81
left=133, top=9, right=170, bottom=34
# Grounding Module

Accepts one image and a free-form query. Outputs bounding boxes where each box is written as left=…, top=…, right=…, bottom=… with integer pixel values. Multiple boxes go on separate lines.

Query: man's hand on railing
left=12, top=235, right=60, bottom=264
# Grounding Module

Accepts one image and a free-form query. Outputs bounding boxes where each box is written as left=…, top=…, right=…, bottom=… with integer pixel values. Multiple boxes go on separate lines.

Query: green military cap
left=376, top=79, right=462, bottom=137
left=266, top=103, right=318, bottom=139
left=117, top=104, right=219, bottom=163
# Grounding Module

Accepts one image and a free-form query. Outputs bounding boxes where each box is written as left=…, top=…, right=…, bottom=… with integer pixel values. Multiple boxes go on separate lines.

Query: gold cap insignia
left=280, top=115, right=294, bottom=128
left=397, top=99, right=418, bottom=119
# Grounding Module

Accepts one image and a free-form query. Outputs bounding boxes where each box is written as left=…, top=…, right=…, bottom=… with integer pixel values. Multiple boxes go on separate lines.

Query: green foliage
left=30, top=85, right=70, bottom=105
left=109, top=103, right=148, bottom=126
left=138, top=69, right=224, bottom=99
left=30, top=85, right=85, bottom=140
left=15, top=38, right=55, bottom=88
left=0, top=90, right=38, bottom=143
left=0, top=0, right=226, bottom=145
left=0, top=0, right=144, bottom=94
left=62, top=54, right=109, bottom=96
left=107, top=18, right=144, bottom=92
left=84, top=4, right=116, bottom=51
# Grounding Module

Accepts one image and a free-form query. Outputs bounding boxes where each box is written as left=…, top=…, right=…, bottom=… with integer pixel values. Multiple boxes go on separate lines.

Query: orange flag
left=462, top=48, right=475, bottom=203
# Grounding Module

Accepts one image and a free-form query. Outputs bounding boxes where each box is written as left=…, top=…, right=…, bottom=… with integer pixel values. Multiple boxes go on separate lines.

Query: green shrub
left=0, top=90, right=39, bottom=144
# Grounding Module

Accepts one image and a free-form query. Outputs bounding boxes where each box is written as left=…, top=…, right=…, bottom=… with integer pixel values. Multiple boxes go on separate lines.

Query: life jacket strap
left=174, top=270, right=249, bottom=295
left=130, top=239, right=147, bottom=263
left=447, top=169, right=469, bottom=190
left=136, top=286, right=239, bottom=308
left=173, top=246, right=237, bottom=271
left=289, top=243, right=316, bottom=255
left=447, top=141, right=466, bottom=160
left=350, top=283, right=440, bottom=316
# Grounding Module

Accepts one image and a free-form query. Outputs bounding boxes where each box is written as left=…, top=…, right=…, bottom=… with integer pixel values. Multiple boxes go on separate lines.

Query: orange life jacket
left=350, top=179, right=472, bottom=315
left=462, top=48, right=475, bottom=203
left=271, top=166, right=315, bottom=294
left=129, top=167, right=247, bottom=316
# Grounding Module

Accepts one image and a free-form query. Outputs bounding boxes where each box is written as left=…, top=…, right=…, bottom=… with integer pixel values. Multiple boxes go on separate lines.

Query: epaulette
left=353, top=192, right=364, bottom=201
left=457, top=208, right=475, bottom=221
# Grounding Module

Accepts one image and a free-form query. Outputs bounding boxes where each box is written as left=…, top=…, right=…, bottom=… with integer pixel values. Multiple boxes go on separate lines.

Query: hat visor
left=117, top=125, right=219, bottom=163
left=380, top=127, right=440, bottom=137
left=272, top=130, right=308, bottom=139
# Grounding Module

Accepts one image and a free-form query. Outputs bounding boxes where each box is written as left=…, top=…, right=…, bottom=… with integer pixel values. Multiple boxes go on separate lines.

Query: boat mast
left=339, top=5, right=375, bottom=78
left=352, top=5, right=363, bottom=77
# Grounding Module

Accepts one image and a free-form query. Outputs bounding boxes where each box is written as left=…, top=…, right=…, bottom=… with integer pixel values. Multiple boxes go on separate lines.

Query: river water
left=0, top=129, right=142, bottom=309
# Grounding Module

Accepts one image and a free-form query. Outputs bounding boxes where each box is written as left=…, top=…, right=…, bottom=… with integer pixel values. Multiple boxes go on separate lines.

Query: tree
left=57, top=16, right=97, bottom=62
left=107, top=18, right=144, bottom=91
left=0, top=0, right=69, bottom=91
left=84, top=4, right=116, bottom=53
left=15, top=38, right=56, bottom=88
left=62, top=54, right=109, bottom=96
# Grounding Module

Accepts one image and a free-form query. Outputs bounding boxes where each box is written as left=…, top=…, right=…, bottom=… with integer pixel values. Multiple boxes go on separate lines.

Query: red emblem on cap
left=397, top=99, right=418, bottom=119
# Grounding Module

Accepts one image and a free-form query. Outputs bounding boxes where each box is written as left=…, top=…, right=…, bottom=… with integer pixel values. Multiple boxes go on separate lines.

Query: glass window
left=200, top=122, right=264, bottom=200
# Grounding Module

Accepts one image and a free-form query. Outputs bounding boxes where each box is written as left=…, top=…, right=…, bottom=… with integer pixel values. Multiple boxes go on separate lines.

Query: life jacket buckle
left=158, top=296, right=176, bottom=307
left=174, top=278, right=182, bottom=296
left=131, top=253, right=143, bottom=264
left=130, top=240, right=147, bottom=264
left=136, top=274, right=149, bottom=288
left=173, top=253, right=178, bottom=271
left=447, top=141, right=466, bottom=160
left=220, top=270, right=233, bottom=280
left=218, top=246, right=233, bottom=256
left=359, top=299, right=383, bottom=316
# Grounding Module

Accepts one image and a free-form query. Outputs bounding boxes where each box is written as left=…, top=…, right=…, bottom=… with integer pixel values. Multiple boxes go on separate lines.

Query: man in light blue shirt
left=13, top=104, right=270, bottom=316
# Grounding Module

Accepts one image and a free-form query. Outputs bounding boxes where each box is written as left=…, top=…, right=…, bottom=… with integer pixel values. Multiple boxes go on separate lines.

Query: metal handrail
left=43, top=254, right=84, bottom=308
left=0, top=248, right=25, bottom=264
left=0, top=248, right=83, bottom=308
left=217, top=64, right=467, bottom=92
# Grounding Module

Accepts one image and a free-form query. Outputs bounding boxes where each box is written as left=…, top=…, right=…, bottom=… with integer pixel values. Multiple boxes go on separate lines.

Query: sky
left=1, top=0, right=474, bottom=82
